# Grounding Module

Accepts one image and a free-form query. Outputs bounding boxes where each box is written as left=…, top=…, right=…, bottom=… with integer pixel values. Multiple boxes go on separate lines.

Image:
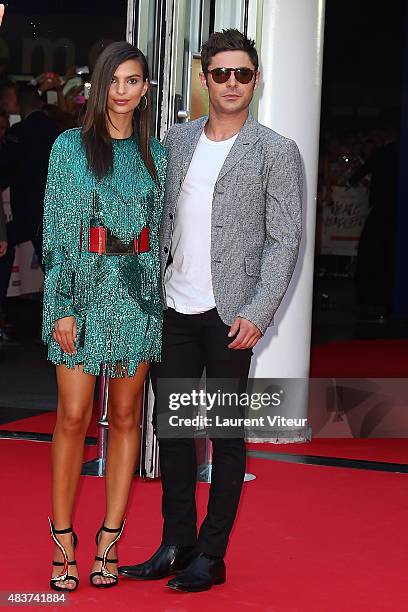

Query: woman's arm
left=42, top=134, right=78, bottom=351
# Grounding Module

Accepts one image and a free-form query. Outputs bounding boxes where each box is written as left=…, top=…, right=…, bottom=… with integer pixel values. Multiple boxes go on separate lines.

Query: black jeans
left=151, top=307, right=252, bottom=557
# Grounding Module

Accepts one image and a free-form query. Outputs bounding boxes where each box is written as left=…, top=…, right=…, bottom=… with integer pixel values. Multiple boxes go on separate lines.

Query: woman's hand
left=52, top=316, right=77, bottom=355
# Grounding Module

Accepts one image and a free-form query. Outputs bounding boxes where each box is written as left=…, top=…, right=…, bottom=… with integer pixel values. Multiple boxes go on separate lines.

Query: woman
left=42, top=41, right=166, bottom=591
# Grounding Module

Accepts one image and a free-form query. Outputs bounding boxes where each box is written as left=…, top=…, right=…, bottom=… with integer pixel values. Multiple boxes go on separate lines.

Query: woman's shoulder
left=51, top=127, right=83, bottom=157
left=149, top=136, right=167, bottom=159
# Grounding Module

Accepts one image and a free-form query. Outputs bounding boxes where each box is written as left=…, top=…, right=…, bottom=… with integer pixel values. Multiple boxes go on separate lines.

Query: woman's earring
left=138, top=95, right=148, bottom=111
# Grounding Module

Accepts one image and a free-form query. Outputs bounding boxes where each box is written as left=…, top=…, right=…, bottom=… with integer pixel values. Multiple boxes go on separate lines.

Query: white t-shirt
left=164, top=130, right=238, bottom=314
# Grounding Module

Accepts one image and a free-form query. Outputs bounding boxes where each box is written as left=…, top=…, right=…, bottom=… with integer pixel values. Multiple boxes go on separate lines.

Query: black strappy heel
left=48, top=517, right=79, bottom=592
left=90, top=519, right=125, bottom=589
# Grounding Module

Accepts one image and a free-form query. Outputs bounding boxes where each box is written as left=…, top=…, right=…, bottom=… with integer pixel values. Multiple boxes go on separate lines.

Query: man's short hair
left=0, top=80, right=16, bottom=103
left=201, top=28, right=259, bottom=74
left=17, top=84, right=42, bottom=111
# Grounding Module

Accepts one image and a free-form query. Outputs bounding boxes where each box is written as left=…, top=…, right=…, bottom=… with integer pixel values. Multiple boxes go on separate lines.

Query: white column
left=250, top=0, right=325, bottom=440
left=253, top=0, right=325, bottom=378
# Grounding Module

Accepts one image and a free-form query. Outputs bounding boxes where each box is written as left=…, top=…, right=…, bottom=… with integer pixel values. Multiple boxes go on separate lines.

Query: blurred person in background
left=0, top=85, right=60, bottom=332
left=0, top=1, right=5, bottom=343
left=0, top=191, right=5, bottom=257
left=349, top=124, right=400, bottom=319
left=42, top=104, right=77, bottom=132
left=0, top=85, right=60, bottom=263
left=35, top=66, right=90, bottom=125
left=0, top=109, right=9, bottom=140
left=0, top=81, right=18, bottom=117
left=0, top=109, right=9, bottom=332
left=0, top=180, right=6, bottom=346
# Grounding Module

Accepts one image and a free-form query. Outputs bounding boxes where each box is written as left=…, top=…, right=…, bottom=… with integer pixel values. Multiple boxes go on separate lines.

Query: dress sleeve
left=151, top=142, right=167, bottom=278
left=42, top=135, right=77, bottom=343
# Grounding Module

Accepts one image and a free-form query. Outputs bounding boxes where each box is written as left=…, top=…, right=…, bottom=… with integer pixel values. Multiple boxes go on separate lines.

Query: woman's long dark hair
left=81, top=41, right=156, bottom=181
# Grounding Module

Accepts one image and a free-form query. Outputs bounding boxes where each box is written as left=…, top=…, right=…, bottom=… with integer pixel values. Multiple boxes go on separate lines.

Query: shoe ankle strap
left=101, top=522, right=123, bottom=533
left=53, top=526, right=73, bottom=535
left=53, top=560, right=77, bottom=566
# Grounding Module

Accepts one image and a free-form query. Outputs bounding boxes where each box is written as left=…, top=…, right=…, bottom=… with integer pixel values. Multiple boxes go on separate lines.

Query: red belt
left=81, top=226, right=150, bottom=255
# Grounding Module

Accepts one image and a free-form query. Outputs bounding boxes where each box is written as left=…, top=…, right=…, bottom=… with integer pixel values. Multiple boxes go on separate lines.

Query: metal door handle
left=177, top=109, right=189, bottom=120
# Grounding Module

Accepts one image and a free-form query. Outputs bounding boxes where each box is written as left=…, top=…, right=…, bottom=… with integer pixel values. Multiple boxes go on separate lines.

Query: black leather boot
left=167, top=553, right=226, bottom=592
left=118, top=544, right=195, bottom=580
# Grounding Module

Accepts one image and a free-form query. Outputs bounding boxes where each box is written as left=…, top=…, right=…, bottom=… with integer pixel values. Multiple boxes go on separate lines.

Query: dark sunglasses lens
left=235, top=68, right=254, bottom=84
left=211, top=68, right=231, bottom=83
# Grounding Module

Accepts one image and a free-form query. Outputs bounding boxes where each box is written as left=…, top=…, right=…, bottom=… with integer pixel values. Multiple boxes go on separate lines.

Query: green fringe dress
left=42, top=128, right=167, bottom=377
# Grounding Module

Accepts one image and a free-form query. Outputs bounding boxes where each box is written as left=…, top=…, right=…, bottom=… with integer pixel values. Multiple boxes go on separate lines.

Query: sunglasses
left=206, top=67, right=256, bottom=85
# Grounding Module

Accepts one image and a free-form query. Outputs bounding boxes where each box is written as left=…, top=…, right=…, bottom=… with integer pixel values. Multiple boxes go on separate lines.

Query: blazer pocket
left=244, top=257, right=261, bottom=277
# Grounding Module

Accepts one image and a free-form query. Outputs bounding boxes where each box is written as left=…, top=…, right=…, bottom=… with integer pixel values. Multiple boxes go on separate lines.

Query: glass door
left=163, top=0, right=259, bottom=130
left=130, top=0, right=259, bottom=137
left=127, top=0, right=168, bottom=137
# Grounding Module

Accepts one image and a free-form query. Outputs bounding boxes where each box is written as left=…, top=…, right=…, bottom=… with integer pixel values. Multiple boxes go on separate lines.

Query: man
left=119, top=29, right=302, bottom=592
left=0, top=81, right=18, bottom=116
left=0, top=192, right=6, bottom=342
left=348, top=125, right=399, bottom=319
left=0, top=85, right=60, bottom=325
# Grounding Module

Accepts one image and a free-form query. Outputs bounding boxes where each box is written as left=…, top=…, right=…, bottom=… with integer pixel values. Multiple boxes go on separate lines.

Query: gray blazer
left=160, top=113, right=303, bottom=334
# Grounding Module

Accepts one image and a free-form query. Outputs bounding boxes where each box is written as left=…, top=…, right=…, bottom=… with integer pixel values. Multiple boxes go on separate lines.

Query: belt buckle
left=98, top=227, right=106, bottom=255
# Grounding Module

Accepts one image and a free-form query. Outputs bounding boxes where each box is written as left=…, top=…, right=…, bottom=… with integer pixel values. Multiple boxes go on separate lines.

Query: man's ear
left=254, top=70, right=260, bottom=89
left=199, top=71, right=209, bottom=91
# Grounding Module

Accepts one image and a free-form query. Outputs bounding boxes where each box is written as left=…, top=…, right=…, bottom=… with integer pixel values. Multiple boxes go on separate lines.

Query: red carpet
left=2, top=412, right=408, bottom=464
left=0, top=409, right=99, bottom=437
left=247, top=438, right=408, bottom=464
left=2, top=411, right=408, bottom=464
left=1, top=438, right=407, bottom=611
left=310, top=339, right=408, bottom=377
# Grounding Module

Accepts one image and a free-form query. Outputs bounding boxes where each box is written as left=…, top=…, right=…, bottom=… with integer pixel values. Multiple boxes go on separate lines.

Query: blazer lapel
left=217, top=114, right=260, bottom=181
left=175, top=113, right=259, bottom=188
left=180, top=116, right=207, bottom=181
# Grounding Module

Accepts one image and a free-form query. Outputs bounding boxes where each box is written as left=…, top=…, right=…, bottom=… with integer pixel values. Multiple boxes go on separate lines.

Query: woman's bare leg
left=51, top=365, right=96, bottom=589
left=91, top=362, right=149, bottom=585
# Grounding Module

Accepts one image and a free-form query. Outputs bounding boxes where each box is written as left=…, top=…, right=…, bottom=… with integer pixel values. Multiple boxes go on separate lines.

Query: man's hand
left=0, top=5, right=5, bottom=28
left=228, top=316, right=262, bottom=350
left=0, top=240, right=7, bottom=257
left=52, top=316, right=77, bottom=355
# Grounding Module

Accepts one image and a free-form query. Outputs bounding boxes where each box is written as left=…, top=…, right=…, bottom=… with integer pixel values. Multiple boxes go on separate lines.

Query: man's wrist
left=236, top=311, right=266, bottom=335
left=238, top=315, right=262, bottom=334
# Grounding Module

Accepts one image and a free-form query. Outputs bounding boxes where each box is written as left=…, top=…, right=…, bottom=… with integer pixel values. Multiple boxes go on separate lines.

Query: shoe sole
left=167, top=577, right=226, bottom=592
left=119, top=572, right=177, bottom=581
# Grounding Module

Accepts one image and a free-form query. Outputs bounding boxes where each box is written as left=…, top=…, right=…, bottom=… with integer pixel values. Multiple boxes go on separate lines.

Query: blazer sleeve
left=236, top=139, right=303, bottom=334
left=42, top=135, right=77, bottom=343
